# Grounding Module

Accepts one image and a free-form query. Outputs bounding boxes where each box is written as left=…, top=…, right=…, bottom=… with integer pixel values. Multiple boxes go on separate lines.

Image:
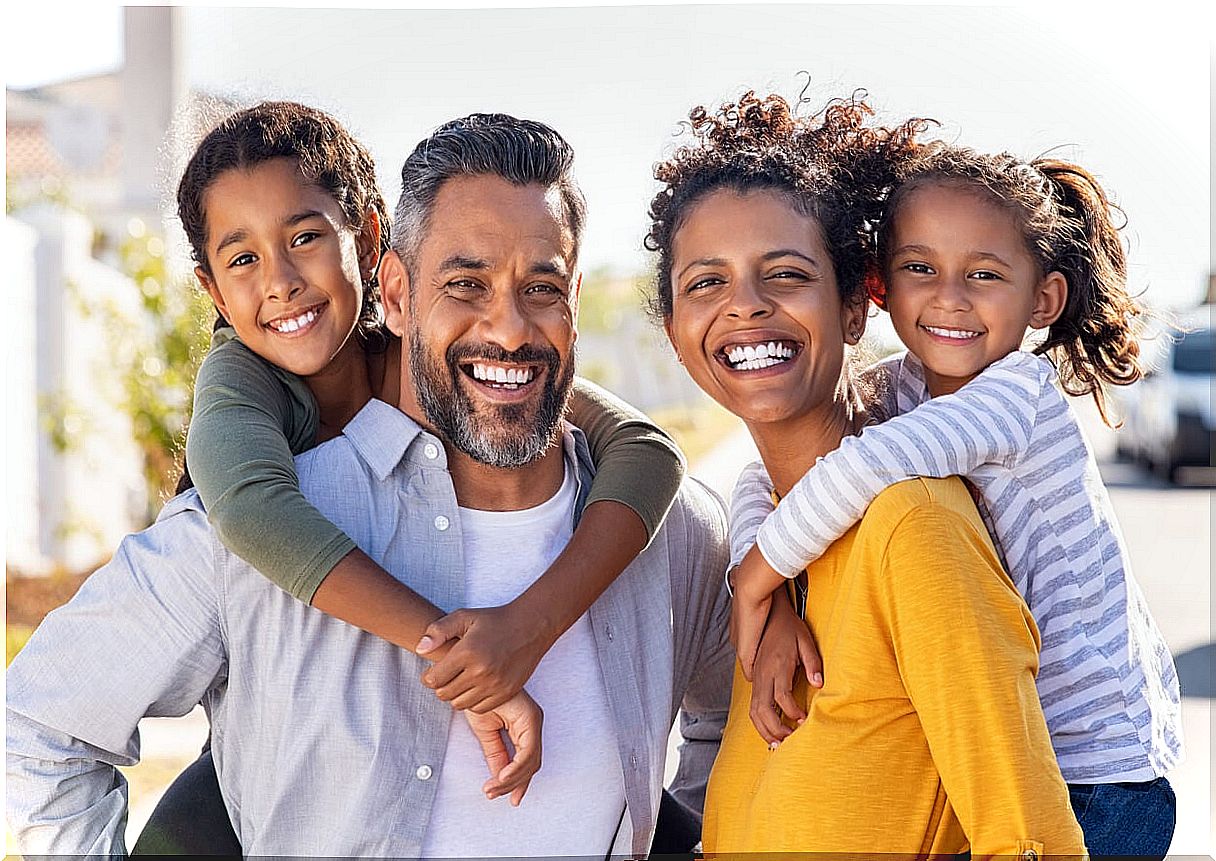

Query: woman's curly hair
left=177, top=101, right=391, bottom=351
left=645, top=89, right=926, bottom=321
left=876, top=144, right=1142, bottom=424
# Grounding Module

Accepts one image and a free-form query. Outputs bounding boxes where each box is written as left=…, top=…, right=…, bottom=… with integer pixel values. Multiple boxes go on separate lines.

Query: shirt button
left=605, top=624, right=614, bottom=642
left=434, top=515, right=450, bottom=531
left=424, top=443, right=439, bottom=460
left=629, top=752, right=638, bottom=769
left=416, top=764, right=433, bottom=781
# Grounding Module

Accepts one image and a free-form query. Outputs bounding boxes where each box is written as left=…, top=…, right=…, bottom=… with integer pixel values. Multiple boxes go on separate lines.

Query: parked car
left=1124, top=305, right=1214, bottom=481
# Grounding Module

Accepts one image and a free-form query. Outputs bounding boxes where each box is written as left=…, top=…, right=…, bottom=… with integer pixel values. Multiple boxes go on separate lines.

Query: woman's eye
left=686, top=276, right=723, bottom=293
left=768, top=269, right=807, bottom=282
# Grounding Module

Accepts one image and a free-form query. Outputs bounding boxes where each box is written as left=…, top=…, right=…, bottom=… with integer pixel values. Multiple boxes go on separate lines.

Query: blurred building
left=6, top=8, right=185, bottom=573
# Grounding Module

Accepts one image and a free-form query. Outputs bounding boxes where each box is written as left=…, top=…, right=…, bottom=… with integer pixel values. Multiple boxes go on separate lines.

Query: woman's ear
left=356, top=210, right=383, bottom=285
left=196, top=266, right=229, bottom=322
left=843, top=292, right=869, bottom=345
left=1029, top=271, right=1068, bottom=329
left=662, top=318, right=684, bottom=364
left=378, top=250, right=410, bottom=337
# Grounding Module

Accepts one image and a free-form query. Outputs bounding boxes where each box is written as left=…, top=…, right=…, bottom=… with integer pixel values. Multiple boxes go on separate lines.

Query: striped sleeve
left=756, top=351, right=1048, bottom=578
left=727, top=459, right=775, bottom=570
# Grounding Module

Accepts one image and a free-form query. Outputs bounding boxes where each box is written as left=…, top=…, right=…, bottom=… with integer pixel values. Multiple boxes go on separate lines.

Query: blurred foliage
left=46, top=214, right=214, bottom=514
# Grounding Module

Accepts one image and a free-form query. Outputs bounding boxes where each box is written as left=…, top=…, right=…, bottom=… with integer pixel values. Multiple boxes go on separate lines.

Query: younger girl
left=729, top=143, right=1181, bottom=858
left=144, top=101, right=685, bottom=839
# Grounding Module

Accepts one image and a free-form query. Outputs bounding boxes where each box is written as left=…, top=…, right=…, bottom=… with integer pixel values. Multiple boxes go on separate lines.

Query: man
left=6, top=114, right=733, bottom=857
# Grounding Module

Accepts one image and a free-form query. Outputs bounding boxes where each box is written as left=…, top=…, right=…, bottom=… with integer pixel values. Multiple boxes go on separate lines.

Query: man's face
left=395, top=174, right=580, bottom=468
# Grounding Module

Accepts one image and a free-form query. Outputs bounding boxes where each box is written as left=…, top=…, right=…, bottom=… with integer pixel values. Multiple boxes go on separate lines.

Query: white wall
left=6, top=206, right=147, bottom=573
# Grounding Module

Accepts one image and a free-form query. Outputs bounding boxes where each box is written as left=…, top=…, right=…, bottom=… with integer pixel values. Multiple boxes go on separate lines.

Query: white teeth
left=924, top=325, right=982, bottom=340
left=725, top=341, right=795, bottom=369
left=269, top=308, right=318, bottom=333
left=471, top=363, right=534, bottom=386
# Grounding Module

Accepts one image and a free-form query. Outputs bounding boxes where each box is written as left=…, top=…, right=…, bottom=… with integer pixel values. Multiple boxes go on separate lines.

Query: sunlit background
left=5, top=2, right=1211, bottom=855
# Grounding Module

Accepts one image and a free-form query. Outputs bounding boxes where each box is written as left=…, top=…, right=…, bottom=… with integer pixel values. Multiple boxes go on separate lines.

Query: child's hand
left=462, top=690, right=544, bottom=806
left=748, top=595, right=823, bottom=747
left=418, top=603, right=552, bottom=712
left=729, top=544, right=788, bottom=680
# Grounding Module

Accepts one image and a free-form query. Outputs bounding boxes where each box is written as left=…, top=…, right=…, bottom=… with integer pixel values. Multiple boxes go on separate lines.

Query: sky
left=5, top=2, right=1211, bottom=312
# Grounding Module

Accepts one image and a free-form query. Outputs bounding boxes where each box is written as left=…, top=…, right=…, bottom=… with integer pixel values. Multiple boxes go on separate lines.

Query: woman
left=647, top=91, right=1086, bottom=856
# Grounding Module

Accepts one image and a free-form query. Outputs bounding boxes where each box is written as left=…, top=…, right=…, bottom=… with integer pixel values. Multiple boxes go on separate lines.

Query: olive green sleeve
left=568, top=376, right=687, bottom=544
left=185, top=334, right=357, bottom=602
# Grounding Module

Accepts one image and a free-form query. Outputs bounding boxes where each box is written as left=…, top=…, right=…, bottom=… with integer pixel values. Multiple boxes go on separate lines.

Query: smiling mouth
left=460, top=361, right=539, bottom=391
left=265, top=303, right=326, bottom=335
left=921, top=324, right=984, bottom=341
left=719, top=339, right=801, bottom=372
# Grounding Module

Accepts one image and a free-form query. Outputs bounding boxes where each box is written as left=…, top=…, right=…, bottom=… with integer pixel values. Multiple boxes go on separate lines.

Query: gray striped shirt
left=732, top=349, right=1182, bottom=783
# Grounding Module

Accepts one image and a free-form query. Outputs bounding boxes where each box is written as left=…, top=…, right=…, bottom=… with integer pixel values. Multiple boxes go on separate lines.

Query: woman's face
left=664, top=188, right=864, bottom=427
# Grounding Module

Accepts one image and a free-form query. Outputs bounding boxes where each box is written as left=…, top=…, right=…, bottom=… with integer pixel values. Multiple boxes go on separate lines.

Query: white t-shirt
left=421, top=464, right=627, bottom=856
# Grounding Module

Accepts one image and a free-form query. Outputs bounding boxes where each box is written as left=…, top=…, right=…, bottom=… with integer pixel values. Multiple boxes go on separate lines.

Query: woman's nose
left=724, top=276, right=772, bottom=320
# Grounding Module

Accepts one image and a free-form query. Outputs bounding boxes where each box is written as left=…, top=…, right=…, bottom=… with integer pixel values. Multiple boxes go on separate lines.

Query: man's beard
left=409, top=325, right=574, bottom=469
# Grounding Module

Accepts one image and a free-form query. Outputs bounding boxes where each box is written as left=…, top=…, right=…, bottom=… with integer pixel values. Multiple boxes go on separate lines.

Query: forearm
left=311, top=548, right=452, bottom=660
left=6, top=711, right=131, bottom=857
left=759, top=360, right=1040, bottom=578
left=512, top=500, right=648, bottom=645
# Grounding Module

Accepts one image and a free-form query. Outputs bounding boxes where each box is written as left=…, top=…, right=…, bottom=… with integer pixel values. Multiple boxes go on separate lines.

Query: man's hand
left=729, top=544, right=787, bottom=680
left=463, top=690, right=544, bottom=806
left=748, top=593, right=823, bottom=746
left=418, top=603, right=553, bottom=713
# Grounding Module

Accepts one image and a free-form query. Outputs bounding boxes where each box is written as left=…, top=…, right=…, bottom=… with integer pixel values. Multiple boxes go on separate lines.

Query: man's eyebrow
left=528, top=260, right=568, bottom=278
left=437, top=255, right=490, bottom=273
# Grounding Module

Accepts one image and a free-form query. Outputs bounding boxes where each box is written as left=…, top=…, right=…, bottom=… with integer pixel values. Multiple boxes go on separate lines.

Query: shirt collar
left=342, top=398, right=426, bottom=481
left=341, top=399, right=598, bottom=503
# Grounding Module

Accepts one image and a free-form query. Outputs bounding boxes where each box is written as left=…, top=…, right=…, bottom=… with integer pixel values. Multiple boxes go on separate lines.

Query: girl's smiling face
left=664, top=188, right=865, bottom=429
left=883, top=181, right=1066, bottom=396
left=195, top=157, right=378, bottom=377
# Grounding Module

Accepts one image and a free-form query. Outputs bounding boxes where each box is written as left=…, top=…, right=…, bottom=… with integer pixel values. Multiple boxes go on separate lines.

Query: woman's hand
left=462, top=690, right=544, bottom=806
left=729, top=544, right=788, bottom=679
left=748, top=592, right=823, bottom=746
left=418, top=603, right=555, bottom=713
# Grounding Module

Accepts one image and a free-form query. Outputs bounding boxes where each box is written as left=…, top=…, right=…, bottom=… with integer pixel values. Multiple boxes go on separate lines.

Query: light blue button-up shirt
left=6, top=399, right=733, bottom=858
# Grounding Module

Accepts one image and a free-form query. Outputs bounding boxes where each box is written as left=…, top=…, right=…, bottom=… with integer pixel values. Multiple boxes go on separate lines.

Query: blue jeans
left=1068, top=777, right=1176, bottom=859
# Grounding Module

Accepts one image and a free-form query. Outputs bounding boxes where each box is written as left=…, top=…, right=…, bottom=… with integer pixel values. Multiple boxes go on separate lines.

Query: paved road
left=682, top=401, right=1213, bottom=857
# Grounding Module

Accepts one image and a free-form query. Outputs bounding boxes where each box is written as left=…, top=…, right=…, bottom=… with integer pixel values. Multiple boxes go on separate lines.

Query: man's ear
left=569, top=271, right=582, bottom=343
left=1029, top=271, right=1068, bottom=330
left=356, top=210, right=382, bottom=285
left=195, top=266, right=229, bottom=322
left=379, top=250, right=410, bottom=337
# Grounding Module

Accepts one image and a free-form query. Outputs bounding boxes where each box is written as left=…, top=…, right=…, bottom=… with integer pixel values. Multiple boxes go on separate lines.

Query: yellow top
left=703, top=477, right=1086, bottom=859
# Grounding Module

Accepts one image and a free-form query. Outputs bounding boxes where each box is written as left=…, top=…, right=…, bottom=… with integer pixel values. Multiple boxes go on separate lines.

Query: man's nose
left=724, top=275, right=773, bottom=320
left=477, top=292, right=535, bottom=354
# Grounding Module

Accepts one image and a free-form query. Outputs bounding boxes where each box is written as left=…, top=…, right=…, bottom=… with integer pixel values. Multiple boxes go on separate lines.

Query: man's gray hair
left=392, top=113, right=587, bottom=265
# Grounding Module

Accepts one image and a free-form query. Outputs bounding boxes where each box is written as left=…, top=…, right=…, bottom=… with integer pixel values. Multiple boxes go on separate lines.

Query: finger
left=464, top=690, right=513, bottom=715
left=469, top=724, right=510, bottom=781
left=797, top=631, right=825, bottom=689
left=430, top=670, right=476, bottom=704
left=773, top=675, right=806, bottom=725
left=748, top=676, right=792, bottom=746
left=420, top=653, right=465, bottom=690
left=487, top=717, right=542, bottom=803
left=417, top=611, right=470, bottom=654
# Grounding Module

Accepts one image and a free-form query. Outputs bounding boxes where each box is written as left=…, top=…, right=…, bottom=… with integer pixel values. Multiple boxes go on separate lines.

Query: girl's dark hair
left=878, top=145, right=1141, bottom=424
left=177, top=101, right=391, bottom=351
left=645, top=90, right=925, bottom=321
